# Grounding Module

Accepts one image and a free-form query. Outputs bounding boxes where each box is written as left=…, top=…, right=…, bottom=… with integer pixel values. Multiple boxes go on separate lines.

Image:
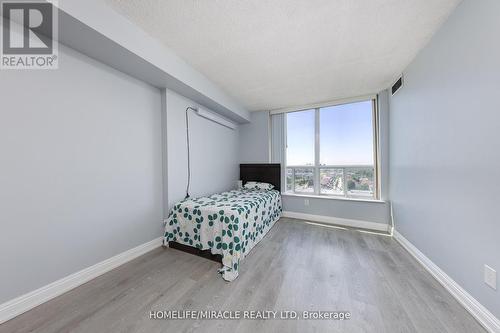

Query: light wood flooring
left=0, top=218, right=485, bottom=333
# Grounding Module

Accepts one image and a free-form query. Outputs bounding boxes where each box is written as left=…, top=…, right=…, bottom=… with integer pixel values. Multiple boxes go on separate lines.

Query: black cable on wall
left=185, top=106, right=197, bottom=199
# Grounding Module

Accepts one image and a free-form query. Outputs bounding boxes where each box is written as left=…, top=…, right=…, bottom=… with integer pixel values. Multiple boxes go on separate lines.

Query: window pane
left=320, top=168, right=343, bottom=195
left=320, top=101, right=374, bottom=166
left=286, top=168, right=293, bottom=192
left=346, top=168, right=374, bottom=198
left=286, top=110, right=315, bottom=166
left=294, top=168, right=314, bottom=193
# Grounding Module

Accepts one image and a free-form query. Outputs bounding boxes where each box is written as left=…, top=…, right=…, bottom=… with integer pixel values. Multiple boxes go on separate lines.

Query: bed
left=162, top=164, right=282, bottom=281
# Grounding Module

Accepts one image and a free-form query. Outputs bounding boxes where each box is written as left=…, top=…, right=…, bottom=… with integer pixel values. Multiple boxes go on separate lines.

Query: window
left=286, top=109, right=315, bottom=166
left=285, top=99, right=378, bottom=199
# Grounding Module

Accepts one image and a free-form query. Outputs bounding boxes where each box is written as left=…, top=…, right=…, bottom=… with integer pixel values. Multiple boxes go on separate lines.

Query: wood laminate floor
left=1, top=218, right=485, bottom=333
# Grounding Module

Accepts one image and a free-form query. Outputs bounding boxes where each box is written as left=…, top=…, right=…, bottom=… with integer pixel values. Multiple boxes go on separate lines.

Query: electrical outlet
left=484, top=265, right=497, bottom=290
left=304, top=199, right=310, bottom=206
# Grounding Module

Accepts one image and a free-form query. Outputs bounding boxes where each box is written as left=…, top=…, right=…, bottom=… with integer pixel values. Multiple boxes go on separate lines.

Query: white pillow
left=244, top=181, right=274, bottom=190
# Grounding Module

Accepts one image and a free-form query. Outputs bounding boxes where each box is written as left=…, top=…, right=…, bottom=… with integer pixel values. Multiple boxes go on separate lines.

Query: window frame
left=283, top=97, right=380, bottom=200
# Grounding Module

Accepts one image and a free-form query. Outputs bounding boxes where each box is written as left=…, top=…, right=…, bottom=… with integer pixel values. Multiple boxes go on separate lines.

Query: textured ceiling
left=103, top=0, right=460, bottom=111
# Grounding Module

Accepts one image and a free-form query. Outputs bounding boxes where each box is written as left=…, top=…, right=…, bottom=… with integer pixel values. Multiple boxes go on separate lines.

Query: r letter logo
left=1, top=0, right=58, bottom=69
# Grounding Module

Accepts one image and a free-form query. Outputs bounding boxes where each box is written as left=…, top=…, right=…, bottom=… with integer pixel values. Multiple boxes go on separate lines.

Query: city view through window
left=286, top=100, right=376, bottom=199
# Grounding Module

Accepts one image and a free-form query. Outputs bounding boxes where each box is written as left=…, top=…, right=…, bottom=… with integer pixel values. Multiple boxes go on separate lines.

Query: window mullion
left=372, top=98, right=380, bottom=200
left=314, top=108, right=320, bottom=195
left=343, top=167, right=347, bottom=197
left=283, top=114, right=288, bottom=192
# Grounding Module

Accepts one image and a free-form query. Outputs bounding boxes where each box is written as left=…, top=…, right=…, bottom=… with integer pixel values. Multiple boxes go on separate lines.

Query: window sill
left=281, top=192, right=386, bottom=204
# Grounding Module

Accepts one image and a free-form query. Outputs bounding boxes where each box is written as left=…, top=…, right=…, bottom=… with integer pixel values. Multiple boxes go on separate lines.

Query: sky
left=286, top=100, right=374, bottom=166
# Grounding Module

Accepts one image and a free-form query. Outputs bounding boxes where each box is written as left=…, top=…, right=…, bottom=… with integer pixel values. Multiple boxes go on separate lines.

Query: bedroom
left=0, top=0, right=498, bottom=332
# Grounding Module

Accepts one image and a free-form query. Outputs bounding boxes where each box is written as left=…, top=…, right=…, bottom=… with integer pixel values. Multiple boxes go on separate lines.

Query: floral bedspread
left=163, top=189, right=282, bottom=281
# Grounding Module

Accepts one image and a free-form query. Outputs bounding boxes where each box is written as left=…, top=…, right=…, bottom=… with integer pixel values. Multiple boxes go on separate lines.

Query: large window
left=285, top=99, right=378, bottom=199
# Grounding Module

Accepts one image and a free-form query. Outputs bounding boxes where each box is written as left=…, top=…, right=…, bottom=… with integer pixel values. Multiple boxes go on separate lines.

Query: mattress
left=163, top=189, right=282, bottom=281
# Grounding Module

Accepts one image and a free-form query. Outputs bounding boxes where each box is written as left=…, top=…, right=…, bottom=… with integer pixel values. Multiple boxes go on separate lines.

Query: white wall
left=282, top=196, right=389, bottom=224
left=378, top=90, right=390, bottom=200
left=239, top=111, right=270, bottom=163
left=165, top=90, right=239, bottom=208
left=390, top=0, right=500, bottom=318
left=0, top=44, right=163, bottom=303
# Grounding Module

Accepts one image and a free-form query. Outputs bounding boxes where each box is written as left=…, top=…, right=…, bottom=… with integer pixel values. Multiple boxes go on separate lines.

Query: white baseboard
left=0, top=237, right=163, bottom=325
left=282, top=211, right=389, bottom=232
left=393, top=230, right=500, bottom=333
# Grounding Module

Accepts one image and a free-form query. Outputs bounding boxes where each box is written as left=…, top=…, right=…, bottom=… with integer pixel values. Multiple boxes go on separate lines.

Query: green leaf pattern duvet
left=163, top=189, right=282, bottom=281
